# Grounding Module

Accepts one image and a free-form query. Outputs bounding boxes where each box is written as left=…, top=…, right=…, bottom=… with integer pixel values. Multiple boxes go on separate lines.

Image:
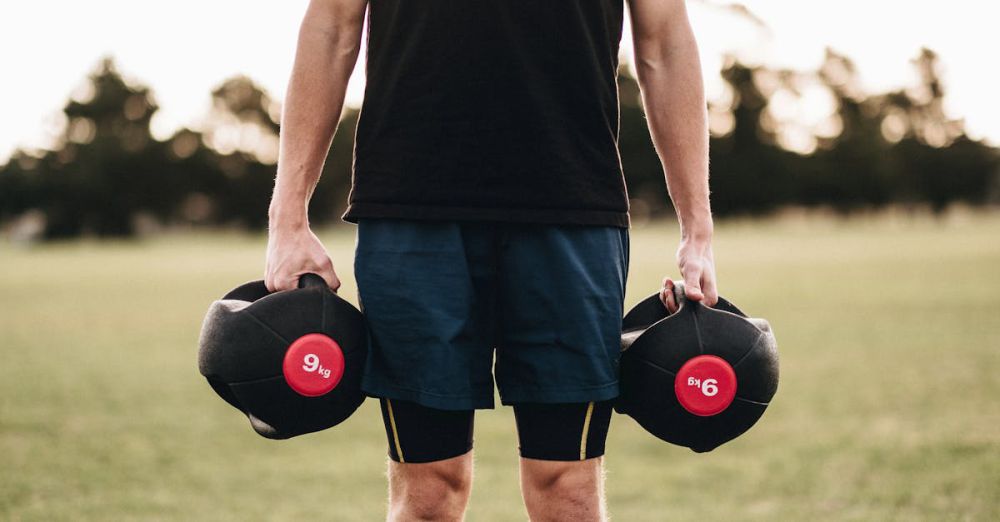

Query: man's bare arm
left=627, top=0, right=718, bottom=310
left=266, top=0, right=368, bottom=292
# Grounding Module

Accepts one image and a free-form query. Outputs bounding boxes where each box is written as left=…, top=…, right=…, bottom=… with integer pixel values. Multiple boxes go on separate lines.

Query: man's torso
left=343, top=0, right=630, bottom=228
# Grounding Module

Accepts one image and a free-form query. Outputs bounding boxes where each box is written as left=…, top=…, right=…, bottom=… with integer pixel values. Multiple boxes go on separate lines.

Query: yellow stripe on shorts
left=580, top=401, right=595, bottom=460
left=386, top=399, right=405, bottom=463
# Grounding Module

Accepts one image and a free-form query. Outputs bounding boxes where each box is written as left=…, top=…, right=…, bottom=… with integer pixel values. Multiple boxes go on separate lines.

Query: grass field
left=1, top=212, right=999, bottom=521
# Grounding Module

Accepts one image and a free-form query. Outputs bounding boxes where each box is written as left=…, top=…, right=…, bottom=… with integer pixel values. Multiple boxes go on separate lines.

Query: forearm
left=270, top=5, right=365, bottom=228
left=633, top=19, right=712, bottom=239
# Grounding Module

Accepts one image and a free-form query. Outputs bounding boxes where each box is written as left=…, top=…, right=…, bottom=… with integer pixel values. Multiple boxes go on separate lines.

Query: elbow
left=298, top=3, right=367, bottom=53
left=633, top=45, right=673, bottom=88
left=298, top=19, right=363, bottom=63
left=632, top=33, right=699, bottom=85
left=633, top=53, right=664, bottom=85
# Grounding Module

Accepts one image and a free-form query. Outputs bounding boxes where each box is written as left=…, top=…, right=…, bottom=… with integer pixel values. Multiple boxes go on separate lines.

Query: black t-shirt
left=342, top=0, right=630, bottom=228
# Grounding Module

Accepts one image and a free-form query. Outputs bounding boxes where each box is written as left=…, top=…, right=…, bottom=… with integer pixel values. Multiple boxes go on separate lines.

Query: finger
left=702, top=266, right=719, bottom=307
left=682, top=264, right=705, bottom=302
left=279, top=275, right=300, bottom=292
left=660, top=277, right=678, bottom=314
left=264, top=261, right=279, bottom=292
left=314, top=258, right=341, bottom=293
left=660, top=286, right=676, bottom=314
left=266, top=271, right=292, bottom=292
left=269, top=276, right=290, bottom=292
left=324, top=272, right=342, bottom=293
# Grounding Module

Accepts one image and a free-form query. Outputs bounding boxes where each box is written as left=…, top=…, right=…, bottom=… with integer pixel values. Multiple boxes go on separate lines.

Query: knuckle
left=683, top=260, right=703, bottom=273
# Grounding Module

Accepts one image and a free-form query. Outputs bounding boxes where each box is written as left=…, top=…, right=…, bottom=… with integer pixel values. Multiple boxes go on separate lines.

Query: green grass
left=1, top=212, right=998, bottom=521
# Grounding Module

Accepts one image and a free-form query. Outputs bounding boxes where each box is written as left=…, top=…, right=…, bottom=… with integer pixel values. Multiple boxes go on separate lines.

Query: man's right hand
left=264, top=223, right=341, bottom=293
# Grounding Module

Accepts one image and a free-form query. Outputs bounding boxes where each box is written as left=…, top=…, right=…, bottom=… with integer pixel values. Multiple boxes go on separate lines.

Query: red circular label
left=282, top=333, right=345, bottom=397
left=674, top=355, right=737, bottom=416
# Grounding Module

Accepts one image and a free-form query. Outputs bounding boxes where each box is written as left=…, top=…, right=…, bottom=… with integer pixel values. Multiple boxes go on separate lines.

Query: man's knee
left=389, top=453, right=473, bottom=520
left=521, top=458, right=606, bottom=522
left=521, top=457, right=603, bottom=496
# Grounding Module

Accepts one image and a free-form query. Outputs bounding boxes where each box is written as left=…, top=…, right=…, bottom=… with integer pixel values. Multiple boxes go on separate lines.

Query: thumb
left=682, top=266, right=705, bottom=301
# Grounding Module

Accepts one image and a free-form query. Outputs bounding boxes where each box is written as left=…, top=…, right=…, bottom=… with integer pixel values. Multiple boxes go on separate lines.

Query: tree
left=1, top=49, right=997, bottom=241
left=11, top=57, right=171, bottom=238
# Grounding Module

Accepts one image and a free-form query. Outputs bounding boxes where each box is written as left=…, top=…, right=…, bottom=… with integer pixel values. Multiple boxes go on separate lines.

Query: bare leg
left=387, top=451, right=474, bottom=522
left=520, top=457, right=607, bottom=522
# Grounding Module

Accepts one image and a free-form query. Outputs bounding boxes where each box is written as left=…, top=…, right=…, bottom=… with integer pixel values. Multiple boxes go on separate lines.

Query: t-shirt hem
left=342, top=202, right=630, bottom=229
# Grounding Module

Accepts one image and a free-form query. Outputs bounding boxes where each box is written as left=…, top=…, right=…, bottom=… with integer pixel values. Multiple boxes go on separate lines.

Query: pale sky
left=1, top=0, right=998, bottom=163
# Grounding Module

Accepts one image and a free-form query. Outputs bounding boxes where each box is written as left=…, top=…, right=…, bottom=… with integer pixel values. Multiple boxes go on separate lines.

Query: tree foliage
left=0, top=50, right=997, bottom=240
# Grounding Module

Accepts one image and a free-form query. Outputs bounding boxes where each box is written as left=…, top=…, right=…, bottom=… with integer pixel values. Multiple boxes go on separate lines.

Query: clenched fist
left=265, top=223, right=341, bottom=293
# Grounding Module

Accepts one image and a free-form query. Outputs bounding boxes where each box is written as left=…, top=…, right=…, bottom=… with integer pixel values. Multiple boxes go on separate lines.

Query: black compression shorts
left=378, top=398, right=614, bottom=463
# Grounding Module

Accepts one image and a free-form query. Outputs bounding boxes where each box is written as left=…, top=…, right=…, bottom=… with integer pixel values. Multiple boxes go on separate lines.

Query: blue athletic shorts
left=353, top=218, right=629, bottom=410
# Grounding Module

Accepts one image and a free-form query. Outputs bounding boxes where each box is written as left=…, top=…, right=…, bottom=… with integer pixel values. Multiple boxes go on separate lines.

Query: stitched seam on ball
left=243, top=310, right=292, bottom=345
left=731, top=330, right=767, bottom=370
left=733, top=396, right=769, bottom=406
left=636, top=358, right=678, bottom=377
left=691, top=310, right=704, bottom=355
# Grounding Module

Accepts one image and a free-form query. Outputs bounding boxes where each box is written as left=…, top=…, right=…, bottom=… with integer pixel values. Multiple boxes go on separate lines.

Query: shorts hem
left=392, top=446, right=475, bottom=465
left=519, top=451, right=608, bottom=462
left=362, top=381, right=495, bottom=411
left=499, top=381, right=620, bottom=406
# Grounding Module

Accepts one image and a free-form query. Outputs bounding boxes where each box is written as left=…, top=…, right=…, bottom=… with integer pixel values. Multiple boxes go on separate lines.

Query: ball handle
left=670, top=281, right=748, bottom=318
left=674, top=281, right=773, bottom=336
left=297, top=273, right=329, bottom=290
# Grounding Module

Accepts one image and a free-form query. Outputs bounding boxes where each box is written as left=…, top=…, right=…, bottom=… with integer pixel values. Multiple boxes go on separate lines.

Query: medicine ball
left=198, top=273, right=368, bottom=439
left=616, top=282, right=779, bottom=453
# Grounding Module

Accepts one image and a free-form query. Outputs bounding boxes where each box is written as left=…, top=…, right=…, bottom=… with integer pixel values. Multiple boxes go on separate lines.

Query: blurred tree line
left=622, top=48, right=999, bottom=218
left=1, top=50, right=997, bottom=240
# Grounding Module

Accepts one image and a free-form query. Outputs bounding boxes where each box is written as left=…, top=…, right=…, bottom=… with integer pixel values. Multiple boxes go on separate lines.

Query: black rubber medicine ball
left=616, top=282, right=779, bottom=453
left=198, top=273, right=368, bottom=439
